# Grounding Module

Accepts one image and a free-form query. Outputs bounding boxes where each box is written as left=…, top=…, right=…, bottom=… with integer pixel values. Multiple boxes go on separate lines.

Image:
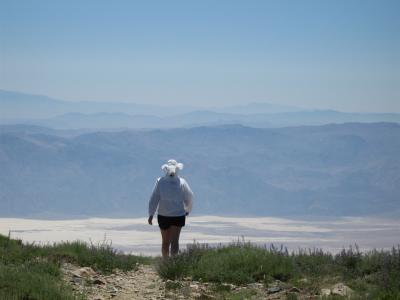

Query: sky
left=0, top=0, right=399, bottom=112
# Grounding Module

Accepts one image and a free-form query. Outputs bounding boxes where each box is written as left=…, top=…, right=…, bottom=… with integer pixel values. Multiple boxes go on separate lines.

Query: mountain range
left=1, top=122, right=399, bottom=218
left=0, top=90, right=300, bottom=121
left=1, top=90, right=400, bottom=129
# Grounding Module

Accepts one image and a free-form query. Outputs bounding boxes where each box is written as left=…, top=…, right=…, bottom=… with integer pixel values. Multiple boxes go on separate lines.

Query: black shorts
left=157, top=214, right=186, bottom=230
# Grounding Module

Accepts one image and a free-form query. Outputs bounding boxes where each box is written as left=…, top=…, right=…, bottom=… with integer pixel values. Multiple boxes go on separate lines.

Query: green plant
left=157, top=240, right=400, bottom=298
left=0, top=233, right=153, bottom=300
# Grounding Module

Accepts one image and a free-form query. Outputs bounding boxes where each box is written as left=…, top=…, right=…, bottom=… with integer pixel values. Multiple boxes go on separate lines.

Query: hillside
left=0, top=123, right=399, bottom=218
left=1, top=233, right=399, bottom=299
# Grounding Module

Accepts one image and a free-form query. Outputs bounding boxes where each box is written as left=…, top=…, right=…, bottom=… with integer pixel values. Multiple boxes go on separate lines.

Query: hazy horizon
left=1, top=88, right=399, bottom=114
left=0, top=88, right=305, bottom=111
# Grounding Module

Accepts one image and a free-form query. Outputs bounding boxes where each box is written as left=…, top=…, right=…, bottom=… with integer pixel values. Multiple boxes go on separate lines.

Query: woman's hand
left=148, top=215, right=153, bottom=225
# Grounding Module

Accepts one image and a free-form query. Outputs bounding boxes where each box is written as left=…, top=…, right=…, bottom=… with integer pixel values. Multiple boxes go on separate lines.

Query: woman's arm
left=183, top=180, right=194, bottom=215
left=148, top=178, right=161, bottom=223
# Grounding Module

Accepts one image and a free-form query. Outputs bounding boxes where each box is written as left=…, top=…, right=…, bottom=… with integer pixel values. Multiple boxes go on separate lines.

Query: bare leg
left=160, top=228, right=171, bottom=258
left=170, top=225, right=182, bottom=256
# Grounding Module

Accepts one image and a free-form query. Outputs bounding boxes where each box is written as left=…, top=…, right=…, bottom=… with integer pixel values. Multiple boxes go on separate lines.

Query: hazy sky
left=1, top=0, right=399, bottom=112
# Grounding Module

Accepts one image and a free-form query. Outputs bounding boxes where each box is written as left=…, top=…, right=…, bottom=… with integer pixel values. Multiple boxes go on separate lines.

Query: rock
left=92, top=278, right=106, bottom=285
left=70, top=277, right=82, bottom=284
left=321, top=288, right=331, bottom=296
left=192, top=291, right=202, bottom=297
left=267, top=286, right=281, bottom=293
left=332, top=283, right=353, bottom=296
left=200, top=293, right=217, bottom=299
left=267, top=281, right=282, bottom=293
left=74, top=267, right=97, bottom=278
left=247, top=282, right=264, bottom=289
left=289, top=286, right=301, bottom=293
left=71, top=271, right=82, bottom=278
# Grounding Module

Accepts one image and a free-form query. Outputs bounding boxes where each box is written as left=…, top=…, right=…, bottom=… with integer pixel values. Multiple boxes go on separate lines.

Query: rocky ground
left=61, top=262, right=353, bottom=299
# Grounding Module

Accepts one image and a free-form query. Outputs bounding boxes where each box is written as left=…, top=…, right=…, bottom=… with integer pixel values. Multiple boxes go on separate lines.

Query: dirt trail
left=61, top=262, right=351, bottom=299
left=62, top=263, right=169, bottom=300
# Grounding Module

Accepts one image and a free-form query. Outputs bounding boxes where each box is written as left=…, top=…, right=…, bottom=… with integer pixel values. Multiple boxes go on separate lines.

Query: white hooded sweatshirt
left=148, top=175, right=194, bottom=217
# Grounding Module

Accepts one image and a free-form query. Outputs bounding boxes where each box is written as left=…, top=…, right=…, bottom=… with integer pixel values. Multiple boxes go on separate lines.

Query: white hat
left=161, top=159, right=184, bottom=175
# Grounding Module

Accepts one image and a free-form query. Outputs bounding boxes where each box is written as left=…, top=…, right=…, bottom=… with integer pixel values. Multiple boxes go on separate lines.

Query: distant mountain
left=0, top=89, right=198, bottom=121
left=214, top=102, right=303, bottom=114
left=0, top=124, right=97, bottom=137
left=1, top=123, right=399, bottom=218
left=17, top=110, right=247, bottom=129
left=2, top=90, right=400, bottom=129
left=30, top=112, right=165, bottom=129
left=15, top=110, right=400, bottom=130
left=0, top=90, right=303, bottom=121
left=175, top=110, right=400, bottom=128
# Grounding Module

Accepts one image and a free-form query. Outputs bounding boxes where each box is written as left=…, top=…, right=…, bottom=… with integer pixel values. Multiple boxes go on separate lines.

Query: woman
left=148, top=159, right=194, bottom=257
